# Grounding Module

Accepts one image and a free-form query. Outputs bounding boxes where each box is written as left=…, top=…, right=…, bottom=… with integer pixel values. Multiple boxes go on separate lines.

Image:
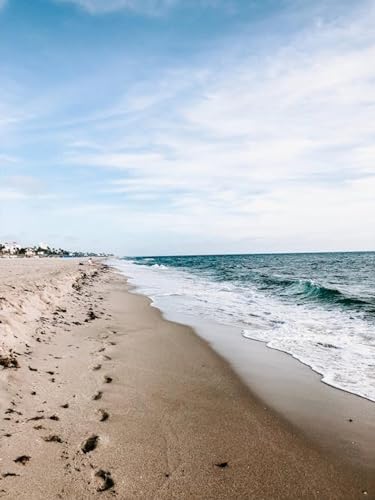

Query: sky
left=0, top=0, right=375, bottom=256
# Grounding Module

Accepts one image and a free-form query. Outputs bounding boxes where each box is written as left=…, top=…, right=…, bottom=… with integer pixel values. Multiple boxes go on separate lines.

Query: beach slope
left=0, top=259, right=372, bottom=499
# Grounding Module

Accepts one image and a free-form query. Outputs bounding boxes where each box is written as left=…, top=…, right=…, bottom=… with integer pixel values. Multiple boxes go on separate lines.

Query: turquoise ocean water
left=115, top=252, right=375, bottom=401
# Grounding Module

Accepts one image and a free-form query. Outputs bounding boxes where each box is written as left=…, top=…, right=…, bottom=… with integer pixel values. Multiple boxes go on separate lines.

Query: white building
left=2, top=242, right=21, bottom=255
left=25, top=248, right=36, bottom=257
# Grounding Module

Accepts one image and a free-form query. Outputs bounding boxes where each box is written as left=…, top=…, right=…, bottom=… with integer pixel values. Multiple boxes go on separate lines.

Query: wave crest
left=287, top=280, right=366, bottom=307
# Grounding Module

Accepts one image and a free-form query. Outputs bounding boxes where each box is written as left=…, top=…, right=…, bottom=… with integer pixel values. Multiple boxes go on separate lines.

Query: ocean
left=114, top=252, right=375, bottom=402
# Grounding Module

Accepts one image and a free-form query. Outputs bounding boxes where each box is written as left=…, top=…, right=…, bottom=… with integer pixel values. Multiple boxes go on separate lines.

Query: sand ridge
left=0, top=260, right=118, bottom=498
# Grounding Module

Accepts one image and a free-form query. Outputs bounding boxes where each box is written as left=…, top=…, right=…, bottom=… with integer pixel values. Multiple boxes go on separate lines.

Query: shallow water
left=114, top=252, right=375, bottom=402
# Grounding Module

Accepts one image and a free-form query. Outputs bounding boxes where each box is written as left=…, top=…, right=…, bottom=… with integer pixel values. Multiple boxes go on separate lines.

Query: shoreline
left=0, top=259, right=373, bottom=498
left=165, top=313, right=375, bottom=469
left=114, top=261, right=375, bottom=472
left=115, top=255, right=375, bottom=405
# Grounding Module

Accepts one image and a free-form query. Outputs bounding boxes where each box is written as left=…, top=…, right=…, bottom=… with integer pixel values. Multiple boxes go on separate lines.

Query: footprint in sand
left=98, top=409, right=109, bottom=422
left=94, top=469, right=114, bottom=492
left=14, top=456, right=31, bottom=465
left=92, top=391, right=103, bottom=401
left=81, top=435, right=99, bottom=454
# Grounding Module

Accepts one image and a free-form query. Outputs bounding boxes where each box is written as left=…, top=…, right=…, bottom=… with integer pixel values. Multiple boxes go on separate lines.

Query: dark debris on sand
left=43, top=434, right=63, bottom=443
left=0, top=353, right=19, bottom=369
left=215, top=462, right=229, bottom=468
left=85, top=310, right=99, bottom=322
left=27, top=415, right=45, bottom=422
left=14, top=456, right=31, bottom=466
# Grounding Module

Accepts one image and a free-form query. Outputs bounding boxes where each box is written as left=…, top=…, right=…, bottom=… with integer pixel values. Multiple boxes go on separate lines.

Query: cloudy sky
left=1, top=0, right=374, bottom=255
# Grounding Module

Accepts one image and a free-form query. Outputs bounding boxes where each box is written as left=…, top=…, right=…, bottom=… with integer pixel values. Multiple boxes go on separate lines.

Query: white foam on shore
left=111, top=259, right=375, bottom=402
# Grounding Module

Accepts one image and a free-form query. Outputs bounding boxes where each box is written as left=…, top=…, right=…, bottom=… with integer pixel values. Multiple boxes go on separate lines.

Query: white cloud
left=0, top=155, right=18, bottom=165
left=0, top=189, right=28, bottom=201
left=56, top=0, right=178, bottom=15
left=56, top=0, right=228, bottom=15
left=0, top=175, right=58, bottom=203
left=62, top=1, right=375, bottom=253
left=3, top=0, right=375, bottom=254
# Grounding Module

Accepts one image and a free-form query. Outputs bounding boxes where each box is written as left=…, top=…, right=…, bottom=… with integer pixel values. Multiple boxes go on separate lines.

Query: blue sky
left=1, top=0, right=375, bottom=255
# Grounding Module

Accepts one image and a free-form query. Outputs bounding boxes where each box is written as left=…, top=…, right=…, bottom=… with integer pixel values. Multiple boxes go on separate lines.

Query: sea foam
left=112, top=254, right=375, bottom=402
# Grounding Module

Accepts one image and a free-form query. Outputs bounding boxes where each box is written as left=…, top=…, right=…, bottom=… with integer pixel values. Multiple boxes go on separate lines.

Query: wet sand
left=165, top=314, right=375, bottom=470
left=0, top=259, right=373, bottom=498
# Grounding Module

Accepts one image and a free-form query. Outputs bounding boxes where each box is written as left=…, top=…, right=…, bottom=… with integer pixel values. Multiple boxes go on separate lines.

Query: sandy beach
left=0, top=259, right=373, bottom=499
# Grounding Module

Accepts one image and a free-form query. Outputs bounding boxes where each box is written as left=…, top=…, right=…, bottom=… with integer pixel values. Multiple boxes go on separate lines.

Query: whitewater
left=112, top=252, right=375, bottom=402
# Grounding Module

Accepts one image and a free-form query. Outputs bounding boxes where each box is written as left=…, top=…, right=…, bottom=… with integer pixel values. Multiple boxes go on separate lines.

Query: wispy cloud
left=59, top=0, right=375, bottom=253
left=55, top=0, right=230, bottom=15
left=0, top=175, right=57, bottom=202
left=56, top=0, right=178, bottom=15
left=0, top=154, right=18, bottom=165
left=2, top=0, right=375, bottom=253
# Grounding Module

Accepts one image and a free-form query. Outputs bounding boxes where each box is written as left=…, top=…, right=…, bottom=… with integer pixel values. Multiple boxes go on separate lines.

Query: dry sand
left=0, top=258, right=373, bottom=499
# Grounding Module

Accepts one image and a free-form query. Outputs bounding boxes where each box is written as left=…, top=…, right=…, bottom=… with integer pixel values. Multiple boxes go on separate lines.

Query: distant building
left=0, top=240, right=111, bottom=259
left=2, top=242, right=21, bottom=255
left=25, top=248, right=36, bottom=258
